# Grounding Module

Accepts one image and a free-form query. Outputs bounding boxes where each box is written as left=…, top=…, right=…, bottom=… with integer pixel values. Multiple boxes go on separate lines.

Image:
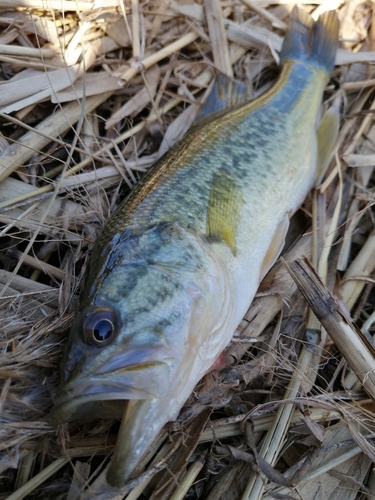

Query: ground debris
left=1, top=1, right=375, bottom=499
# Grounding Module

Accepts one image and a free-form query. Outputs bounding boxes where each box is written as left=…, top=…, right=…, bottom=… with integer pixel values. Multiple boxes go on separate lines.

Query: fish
left=51, top=7, right=339, bottom=486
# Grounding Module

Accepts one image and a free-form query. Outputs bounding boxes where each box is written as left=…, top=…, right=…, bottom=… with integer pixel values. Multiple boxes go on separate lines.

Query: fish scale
left=118, top=70, right=319, bottom=235
left=51, top=7, right=339, bottom=487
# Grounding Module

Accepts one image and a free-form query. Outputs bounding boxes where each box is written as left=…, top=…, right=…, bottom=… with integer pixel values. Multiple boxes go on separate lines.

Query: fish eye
left=81, top=307, right=117, bottom=346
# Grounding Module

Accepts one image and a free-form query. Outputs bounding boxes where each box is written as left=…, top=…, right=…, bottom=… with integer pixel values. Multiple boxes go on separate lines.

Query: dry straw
left=1, top=1, right=375, bottom=499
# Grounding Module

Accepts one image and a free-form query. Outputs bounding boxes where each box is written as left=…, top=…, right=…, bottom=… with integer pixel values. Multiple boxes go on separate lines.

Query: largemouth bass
left=52, top=8, right=339, bottom=486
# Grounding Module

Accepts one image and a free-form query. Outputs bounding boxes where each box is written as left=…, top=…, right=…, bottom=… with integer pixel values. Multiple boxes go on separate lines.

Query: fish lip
left=50, top=389, right=149, bottom=425
left=51, top=359, right=171, bottom=424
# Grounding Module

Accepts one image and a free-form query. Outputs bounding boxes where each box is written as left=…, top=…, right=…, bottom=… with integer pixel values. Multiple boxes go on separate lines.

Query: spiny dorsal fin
left=206, top=168, right=242, bottom=254
left=196, top=73, right=250, bottom=122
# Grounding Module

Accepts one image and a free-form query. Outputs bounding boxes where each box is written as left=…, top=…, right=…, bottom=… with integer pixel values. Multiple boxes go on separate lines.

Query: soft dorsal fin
left=206, top=168, right=243, bottom=255
left=196, top=73, right=250, bottom=122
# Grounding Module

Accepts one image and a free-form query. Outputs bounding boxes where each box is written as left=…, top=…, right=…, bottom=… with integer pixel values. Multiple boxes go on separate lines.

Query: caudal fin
left=280, top=7, right=339, bottom=74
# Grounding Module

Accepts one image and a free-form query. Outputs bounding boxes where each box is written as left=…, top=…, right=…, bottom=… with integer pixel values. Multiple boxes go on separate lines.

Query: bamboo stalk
left=49, top=403, right=369, bottom=456
left=131, top=0, right=141, bottom=60
left=169, top=451, right=207, bottom=500
left=263, top=446, right=363, bottom=499
left=343, top=95, right=375, bottom=157
left=204, top=0, right=233, bottom=77
left=9, top=250, right=69, bottom=281
left=0, top=269, right=59, bottom=299
left=240, top=0, right=287, bottom=29
left=0, top=97, right=181, bottom=210
left=0, top=0, right=118, bottom=7
left=344, top=313, right=375, bottom=391
left=0, top=45, right=55, bottom=58
left=340, top=231, right=375, bottom=310
left=241, top=347, right=315, bottom=500
left=283, top=257, right=375, bottom=400
left=1, top=3, right=375, bottom=499
left=14, top=452, right=36, bottom=489
left=118, top=32, right=199, bottom=84
left=0, top=92, right=112, bottom=183
left=5, top=458, right=69, bottom=500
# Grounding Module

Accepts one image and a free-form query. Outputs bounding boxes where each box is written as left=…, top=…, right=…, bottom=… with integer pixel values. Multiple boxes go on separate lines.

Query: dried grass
left=0, top=1, right=375, bottom=499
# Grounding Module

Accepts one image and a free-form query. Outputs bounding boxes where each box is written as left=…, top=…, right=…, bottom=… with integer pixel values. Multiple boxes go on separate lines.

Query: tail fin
left=280, top=7, right=339, bottom=74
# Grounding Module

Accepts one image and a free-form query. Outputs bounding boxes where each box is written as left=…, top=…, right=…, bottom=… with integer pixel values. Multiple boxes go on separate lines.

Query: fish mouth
left=51, top=388, right=174, bottom=486
left=50, top=388, right=151, bottom=424
left=51, top=360, right=171, bottom=424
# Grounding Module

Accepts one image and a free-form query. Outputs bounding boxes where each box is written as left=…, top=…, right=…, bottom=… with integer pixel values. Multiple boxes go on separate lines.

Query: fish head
left=52, top=264, right=198, bottom=422
left=51, top=223, right=231, bottom=484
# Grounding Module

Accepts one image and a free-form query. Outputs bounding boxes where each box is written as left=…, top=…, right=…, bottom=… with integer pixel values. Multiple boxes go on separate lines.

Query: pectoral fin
left=206, top=169, right=243, bottom=255
left=196, top=73, right=250, bottom=122
left=261, top=215, right=289, bottom=279
left=315, top=107, right=339, bottom=186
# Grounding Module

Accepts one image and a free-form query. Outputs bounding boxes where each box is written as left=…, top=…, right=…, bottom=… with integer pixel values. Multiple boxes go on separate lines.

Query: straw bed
left=1, top=1, right=375, bottom=499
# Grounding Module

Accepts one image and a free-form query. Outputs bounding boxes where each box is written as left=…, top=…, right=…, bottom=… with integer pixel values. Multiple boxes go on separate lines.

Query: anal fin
left=315, top=107, right=339, bottom=187
left=206, top=169, right=243, bottom=255
left=261, top=215, right=289, bottom=279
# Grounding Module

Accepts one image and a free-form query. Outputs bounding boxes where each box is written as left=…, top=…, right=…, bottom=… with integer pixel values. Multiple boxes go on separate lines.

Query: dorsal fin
left=195, top=73, right=250, bottom=122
